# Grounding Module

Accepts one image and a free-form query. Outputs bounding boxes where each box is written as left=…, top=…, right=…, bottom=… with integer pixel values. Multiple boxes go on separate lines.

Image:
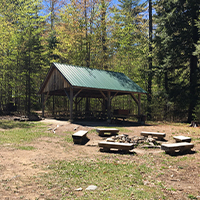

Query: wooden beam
left=107, top=91, right=111, bottom=121
left=43, top=91, right=50, bottom=105
left=100, top=91, right=108, bottom=101
left=130, top=93, right=138, bottom=105
left=97, top=97, right=103, bottom=104
left=42, top=94, right=44, bottom=117
left=138, top=94, right=141, bottom=116
left=111, top=92, right=118, bottom=101
left=70, top=87, right=73, bottom=121
left=64, top=88, right=70, bottom=100
left=76, top=97, right=84, bottom=105
left=74, top=89, right=83, bottom=98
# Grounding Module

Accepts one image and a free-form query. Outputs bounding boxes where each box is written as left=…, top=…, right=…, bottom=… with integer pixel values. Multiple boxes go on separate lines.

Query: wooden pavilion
left=38, top=63, right=147, bottom=122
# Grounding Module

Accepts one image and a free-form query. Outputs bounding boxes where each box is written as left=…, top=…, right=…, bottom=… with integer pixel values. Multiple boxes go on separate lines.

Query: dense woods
left=0, top=0, right=199, bottom=122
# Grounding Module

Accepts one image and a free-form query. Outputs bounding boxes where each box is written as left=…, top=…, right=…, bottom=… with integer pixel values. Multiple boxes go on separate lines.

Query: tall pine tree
left=155, top=0, right=200, bottom=122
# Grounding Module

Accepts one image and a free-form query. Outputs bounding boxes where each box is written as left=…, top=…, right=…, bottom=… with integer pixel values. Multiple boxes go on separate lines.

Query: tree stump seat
left=72, top=130, right=88, bottom=144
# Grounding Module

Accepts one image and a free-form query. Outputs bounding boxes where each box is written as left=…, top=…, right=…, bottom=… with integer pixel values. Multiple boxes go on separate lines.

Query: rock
left=28, top=114, right=41, bottom=121
left=138, top=140, right=144, bottom=144
left=74, top=126, right=79, bottom=131
left=86, top=185, right=98, bottom=191
left=14, top=117, right=20, bottom=121
left=147, top=137, right=155, bottom=143
left=149, top=142, right=155, bottom=146
left=106, top=138, right=115, bottom=142
left=75, top=187, right=83, bottom=191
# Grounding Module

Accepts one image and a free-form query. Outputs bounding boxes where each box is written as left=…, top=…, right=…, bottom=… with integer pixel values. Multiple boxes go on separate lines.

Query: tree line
left=0, top=0, right=199, bottom=122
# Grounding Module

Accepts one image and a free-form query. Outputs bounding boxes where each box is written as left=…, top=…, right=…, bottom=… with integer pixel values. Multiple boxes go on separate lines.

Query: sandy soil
left=0, top=118, right=200, bottom=199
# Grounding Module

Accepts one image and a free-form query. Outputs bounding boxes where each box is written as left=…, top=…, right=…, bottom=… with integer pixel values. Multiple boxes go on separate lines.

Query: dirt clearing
left=0, top=118, right=200, bottom=199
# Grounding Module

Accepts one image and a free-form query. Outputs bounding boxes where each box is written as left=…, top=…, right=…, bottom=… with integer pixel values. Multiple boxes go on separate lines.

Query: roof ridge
left=53, top=62, right=123, bottom=74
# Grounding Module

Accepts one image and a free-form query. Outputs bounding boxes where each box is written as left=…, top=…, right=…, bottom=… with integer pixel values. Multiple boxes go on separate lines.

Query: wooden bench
left=141, top=131, right=166, bottom=140
left=173, top=136, right=191, bottom=143
left=161, top=142, right=194, bottom=154
left=96, top=128, right=119, bottom=136
left=72, top=130, right=88, bottom=144
left=98, top=141, right=134, bottom=153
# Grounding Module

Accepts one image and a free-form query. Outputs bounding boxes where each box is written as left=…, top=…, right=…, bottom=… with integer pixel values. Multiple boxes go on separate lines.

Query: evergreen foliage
left=154, top=0, right=200, bottom=122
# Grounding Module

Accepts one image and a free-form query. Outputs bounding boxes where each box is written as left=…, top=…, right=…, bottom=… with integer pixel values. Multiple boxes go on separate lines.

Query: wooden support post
left=52, top=95, right=55, bottom=116
left=107, top=91, right=111, bottom=122
left=75, top=97, right=77, bottom=112
left=138, top=94, right=141, bottom=116
left=42, top=91, right=50, bottom=118
left=70, top=87, right=73, bottom=121
left=138, top=94, right=141, bottom=123
left=131, top=93, right=138, bottom=104
left=42, top=93, right=44, bottom=117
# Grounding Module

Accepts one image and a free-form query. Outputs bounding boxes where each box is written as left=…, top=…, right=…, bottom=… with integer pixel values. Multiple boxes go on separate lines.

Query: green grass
left=16, top=145, right=36, bottom=150
left=0, top=120, right=55, bottom=145
left=39, top=160, right=164, bottom=200
left=64, top=131, right=74, bottom=143
left=188, top=194, right=198, bottom=199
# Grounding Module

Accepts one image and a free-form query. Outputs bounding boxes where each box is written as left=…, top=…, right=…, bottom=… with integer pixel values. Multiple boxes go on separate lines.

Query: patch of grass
left=177, top=166, right=184, bottom=169
left=0, top=120, right=35, bottom=129
left=39, top=160, right=163, bottom=199
left=88, top=129, right=96, bottom=134
left=64, top=131, right=74, bottom=143
left=16, top=146, right=36, bottom=150
left=0, top=121, right=55, bottom=145
left=188, top=194, right=198, bottom=199
left=167, top=187, right=176, bottom=191
left=179, top=156, right=188, bottom=161
left=156, top=172, right=164, bottom=177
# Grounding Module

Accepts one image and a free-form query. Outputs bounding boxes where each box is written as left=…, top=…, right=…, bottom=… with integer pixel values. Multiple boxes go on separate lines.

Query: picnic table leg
left=165, top=150, right=175, bottom=155
left=103, top=147, right=110, bottom=151
left=179, top=146, right=191, bottom=153
left=157, top=136, right=164, bottom=141
left=99, top=132, right=104, bottom=136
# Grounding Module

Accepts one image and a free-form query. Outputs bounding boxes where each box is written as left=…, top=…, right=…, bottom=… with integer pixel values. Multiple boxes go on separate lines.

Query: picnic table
left=161, top=142, right=194, bottom=154
left=98, top=141, right=134, bottom=153
left=96, top=128, right=119, bottom=136
left=72, top=130, right=88, bottom=144
left=173, top=136, right=191, bottom=143
left=141, top=131, right=166, bottom=140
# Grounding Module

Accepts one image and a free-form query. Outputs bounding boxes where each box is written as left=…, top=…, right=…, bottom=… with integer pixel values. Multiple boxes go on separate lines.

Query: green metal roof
left=53, top=63, right=146, bottom=94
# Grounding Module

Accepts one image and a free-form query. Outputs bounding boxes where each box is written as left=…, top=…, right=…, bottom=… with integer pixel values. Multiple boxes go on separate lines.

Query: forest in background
left=0, top=0, right=199, bottom=122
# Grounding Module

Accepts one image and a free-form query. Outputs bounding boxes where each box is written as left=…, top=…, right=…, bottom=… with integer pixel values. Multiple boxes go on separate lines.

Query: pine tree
left=110, top=0, right=148, bottom=83
left=0, top=0, right=46, bottom=114
left=155, top=0, right=200, bottom=122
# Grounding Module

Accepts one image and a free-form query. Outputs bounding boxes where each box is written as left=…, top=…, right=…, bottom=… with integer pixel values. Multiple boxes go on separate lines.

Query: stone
left=147, top=137, right=155, bottom=143
left=106, top=138, right=115, bottom=142
left=149, top=142, right=155, bottom=146
left=75, top=187, right=83, bottom=191
left=86, top=185, right=98, bottom=191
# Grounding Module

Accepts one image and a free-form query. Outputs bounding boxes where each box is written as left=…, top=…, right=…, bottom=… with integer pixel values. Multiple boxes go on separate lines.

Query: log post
left=42, top=93, right=44, bottom=118
left=70, top=87, right=73, bottom=121
left=107, top=91, right=111, bottom=122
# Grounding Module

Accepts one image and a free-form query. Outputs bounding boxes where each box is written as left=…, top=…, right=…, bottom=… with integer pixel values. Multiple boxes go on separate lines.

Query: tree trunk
left=187, top=7, right=199, bottom=122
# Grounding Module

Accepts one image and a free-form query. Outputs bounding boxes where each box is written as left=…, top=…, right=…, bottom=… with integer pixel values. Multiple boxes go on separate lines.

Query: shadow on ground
left=71, top=119, right=152, bottom=128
